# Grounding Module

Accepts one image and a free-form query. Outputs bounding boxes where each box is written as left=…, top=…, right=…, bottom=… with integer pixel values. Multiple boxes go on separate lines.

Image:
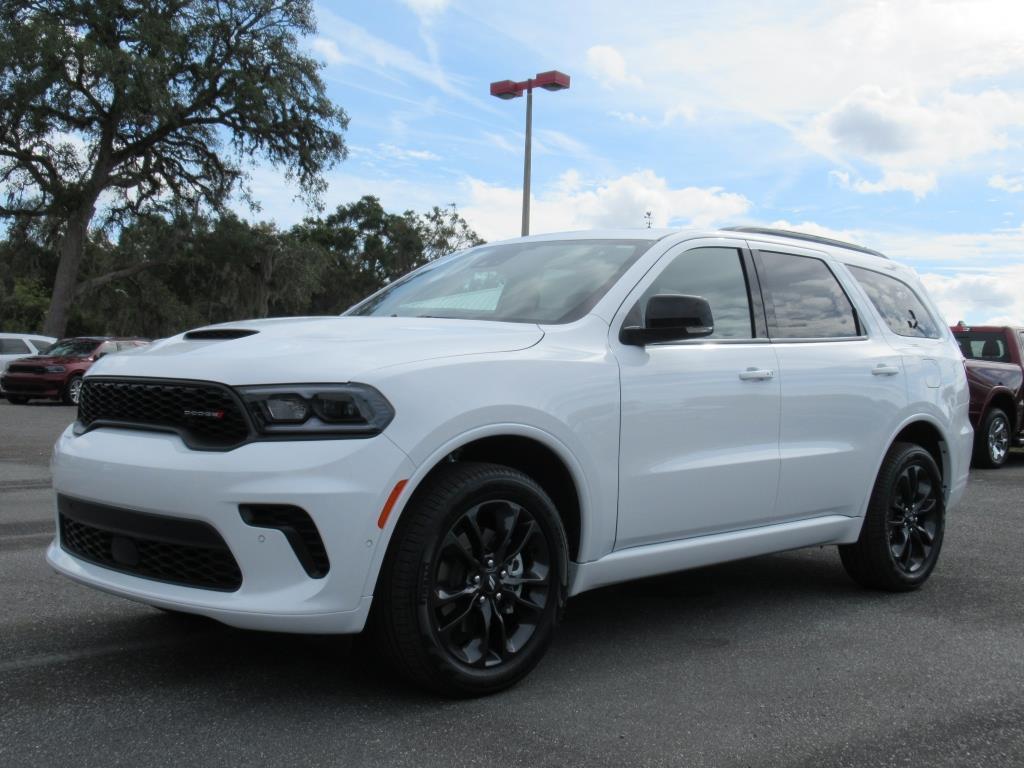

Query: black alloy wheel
left=373, top=461, right=567, bottom=697
left=885, top=462, right=941, bottom=575
left=840, top=442, right=945, bottom=591
left=429, top=499, right=551, bottom=669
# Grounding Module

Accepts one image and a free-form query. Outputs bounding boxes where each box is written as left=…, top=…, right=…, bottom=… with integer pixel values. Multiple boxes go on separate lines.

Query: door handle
left=738, top=368, right=775, bottom=381
left=872, top=364, right=901, bottom=376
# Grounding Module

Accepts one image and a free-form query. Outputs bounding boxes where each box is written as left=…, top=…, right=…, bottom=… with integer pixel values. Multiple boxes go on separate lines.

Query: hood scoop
left=184, top=328, right=259, bottom=341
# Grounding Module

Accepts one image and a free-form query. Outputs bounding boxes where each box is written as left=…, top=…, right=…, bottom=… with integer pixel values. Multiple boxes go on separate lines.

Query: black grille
left=58, top=496, right=242, bottom=591
left=78, top=378, right=251, bottom=450
left=7, top=364, right=45, bottom=374
left=240, top=505, right=330, bottom=578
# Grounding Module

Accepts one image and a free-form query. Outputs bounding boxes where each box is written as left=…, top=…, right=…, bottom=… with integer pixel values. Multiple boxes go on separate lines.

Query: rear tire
left=372, top=461, right=567, bottom=697
left=840, top=442, right=945, bottom=591
left=973, top=407, right=1010, bottom=469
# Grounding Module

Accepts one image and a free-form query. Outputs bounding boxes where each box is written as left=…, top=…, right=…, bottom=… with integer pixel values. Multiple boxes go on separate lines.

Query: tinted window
left=955, top=331, right=1011, bottom=363
left=848, top=266, right=941, bottom=339
left=46, top=339, right=102, bottom=357
left=28, top=338, right=53, bottom=353
left=0, top=338, right=30, bottom=354
left=628, top=247, right=753, bottom=339
left=349, top=239, right=652, bottom=324
left=757, top=251, right=859, bottom=339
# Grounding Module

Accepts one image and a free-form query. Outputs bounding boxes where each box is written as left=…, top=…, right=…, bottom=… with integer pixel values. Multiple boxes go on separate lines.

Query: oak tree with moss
left=0, top=0, right=348, bottom=336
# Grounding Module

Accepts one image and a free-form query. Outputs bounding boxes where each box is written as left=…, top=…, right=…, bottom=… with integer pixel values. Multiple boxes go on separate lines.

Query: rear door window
left=28, top=339, right=53, bottom=353
left=755, top=251, right=860, bottom=339
left=848, top=266, right=941, bottom=339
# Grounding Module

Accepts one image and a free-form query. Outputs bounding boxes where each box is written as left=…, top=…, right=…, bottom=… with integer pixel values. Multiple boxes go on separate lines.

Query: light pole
left=489, top=70, right=570, bottom=236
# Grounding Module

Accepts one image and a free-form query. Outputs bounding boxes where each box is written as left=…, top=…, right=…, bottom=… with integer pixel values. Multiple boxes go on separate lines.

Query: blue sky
left=248, top=0, right=1024, bottom=324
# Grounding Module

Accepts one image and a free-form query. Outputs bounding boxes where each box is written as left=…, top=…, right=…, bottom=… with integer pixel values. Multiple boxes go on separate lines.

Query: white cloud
left=831, top=168, right=938, bottom=199
left=920, top=266, right=1024, bottom=325
left=379, top=144, right=440, bottom=162
left=315, top=8, right=464, bottom=97
left=400, top=0, right=451, bottom=18
left=801, top=86, right=1024, bottom=191
left=585, top=45, right=642, bottom=89
left=609, top=111, right=651, bottom=126
left=311, top=37, right=345, bottom=65
left=460, top=170, right=750, bottom=241
left=989, top=174, right=1024, bottom=193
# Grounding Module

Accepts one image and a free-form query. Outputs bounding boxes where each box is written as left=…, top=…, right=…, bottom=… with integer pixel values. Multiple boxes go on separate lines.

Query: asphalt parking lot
left=1, top=399, right=1022, bottom=767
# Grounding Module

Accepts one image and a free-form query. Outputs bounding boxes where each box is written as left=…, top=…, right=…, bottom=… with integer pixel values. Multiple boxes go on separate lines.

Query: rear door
left=612, top=239, right=782, bottom=549
left=752, top=246, right=908, bottom=520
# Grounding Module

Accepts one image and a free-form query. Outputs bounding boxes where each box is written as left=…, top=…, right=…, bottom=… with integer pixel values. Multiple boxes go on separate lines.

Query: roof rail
left=720, top=226, right=888, bottom=259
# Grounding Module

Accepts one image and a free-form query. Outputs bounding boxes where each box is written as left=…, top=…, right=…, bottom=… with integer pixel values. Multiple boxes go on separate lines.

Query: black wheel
left=6, top=395, right=28, bottom=404
left=974, top=407, right=1011, bottom=469
left=372, top=461, right=568, bottom=697
left=63, top=375, right=83, bottom=405
left=840, top=442, right=945, bottom=591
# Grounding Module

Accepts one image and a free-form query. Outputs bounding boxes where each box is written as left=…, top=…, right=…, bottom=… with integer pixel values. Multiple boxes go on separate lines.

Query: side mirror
left=620, top=294, right=714, bottom=346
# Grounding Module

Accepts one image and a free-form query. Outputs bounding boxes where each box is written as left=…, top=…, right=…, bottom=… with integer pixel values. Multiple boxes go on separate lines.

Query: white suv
left=48, top=227, right=972, bottom=695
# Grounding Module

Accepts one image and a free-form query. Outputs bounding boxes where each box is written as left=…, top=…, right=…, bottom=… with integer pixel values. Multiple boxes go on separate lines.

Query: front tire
left=840, top=442, right=945, bottom=591
left=372, top=462, right=568, bottom=697
left=63, top=375, right=83, bottom=405
left=974, top=407, right=1011, bottom=468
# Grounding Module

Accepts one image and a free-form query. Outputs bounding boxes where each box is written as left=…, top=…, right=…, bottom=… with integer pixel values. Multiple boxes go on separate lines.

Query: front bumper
left=47, top=424, right=415, bottom=633
left=2, top=372, right=64, bottom=398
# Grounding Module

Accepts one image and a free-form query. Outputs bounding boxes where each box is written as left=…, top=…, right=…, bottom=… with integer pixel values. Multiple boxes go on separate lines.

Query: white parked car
left=48, top=227, right=972, bottom=695
left=0, top=332, right=56, bottom=393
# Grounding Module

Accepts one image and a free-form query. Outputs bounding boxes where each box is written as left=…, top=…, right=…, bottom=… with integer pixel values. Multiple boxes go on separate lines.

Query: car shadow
left=26, top=547, right=873, bottom=708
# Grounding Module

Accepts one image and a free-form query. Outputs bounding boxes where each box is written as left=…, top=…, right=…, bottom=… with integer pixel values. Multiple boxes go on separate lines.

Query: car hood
left=10, top=355, right=91, bottom=366
left=88, top=316, right=545, bottom=385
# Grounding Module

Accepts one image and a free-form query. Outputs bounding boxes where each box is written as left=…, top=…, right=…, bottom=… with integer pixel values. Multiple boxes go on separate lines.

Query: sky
left=246, top=0, right=1024, bottom=325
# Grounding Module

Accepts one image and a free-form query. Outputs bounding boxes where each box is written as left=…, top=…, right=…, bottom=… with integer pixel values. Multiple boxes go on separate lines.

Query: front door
left=612, top=240, right=782, bottom=549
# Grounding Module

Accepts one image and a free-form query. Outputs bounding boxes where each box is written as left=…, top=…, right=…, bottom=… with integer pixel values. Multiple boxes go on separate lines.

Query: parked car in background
left=0, top=333, right=56, bottom=396
left=47, top=227, right=971, bottom=696
left=1, top=337, right=148, bottom=405
left=950, top=323, right=1024, bottom=467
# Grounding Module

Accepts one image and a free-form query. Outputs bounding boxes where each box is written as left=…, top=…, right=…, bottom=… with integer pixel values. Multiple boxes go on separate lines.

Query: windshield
left=45, top=339, right=101, bottom=358
left=955, top=331, right=1012, bottom=363
left=347, top=239, right=653, bottom=324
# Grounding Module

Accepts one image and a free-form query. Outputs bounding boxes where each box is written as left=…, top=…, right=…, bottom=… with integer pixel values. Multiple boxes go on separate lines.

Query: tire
left=372, top=461, right=568, bottom=697
left=6, top=396, right=28, bottom=405
left=973, top=407, right=1011, bottom=469
left=840, top=442, right=945, bottom=591
left=63, top=375, right=83, bottom=406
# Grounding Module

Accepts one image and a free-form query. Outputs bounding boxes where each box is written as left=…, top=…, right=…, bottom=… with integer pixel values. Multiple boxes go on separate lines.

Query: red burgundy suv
left=1, top=337, right=148, bottom=405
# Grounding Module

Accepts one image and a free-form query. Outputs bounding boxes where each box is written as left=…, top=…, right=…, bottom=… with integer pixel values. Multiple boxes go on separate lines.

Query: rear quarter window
left=848, top=266, right=942, bottom=339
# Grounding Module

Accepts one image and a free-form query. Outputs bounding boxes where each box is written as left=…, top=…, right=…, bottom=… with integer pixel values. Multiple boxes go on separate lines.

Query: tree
left=0, top=0, right=348, bottom=336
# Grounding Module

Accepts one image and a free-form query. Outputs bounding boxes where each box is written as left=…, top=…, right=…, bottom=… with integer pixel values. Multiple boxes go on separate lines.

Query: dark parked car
left=1, top=337, right=148, bottom=405
left=950, top=323, right=1024, bottom=467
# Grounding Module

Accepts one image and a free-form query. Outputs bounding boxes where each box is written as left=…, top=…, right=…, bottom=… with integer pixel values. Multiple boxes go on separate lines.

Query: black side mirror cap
left=620, top=294, right=715, bottom=346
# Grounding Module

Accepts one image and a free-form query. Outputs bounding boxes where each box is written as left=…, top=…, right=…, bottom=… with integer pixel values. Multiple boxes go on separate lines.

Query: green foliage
left=0, top=0, right=349, bottom=219
left=0, top=197, right=484, bottom=337
left=0, top=0, right=350, bottom=335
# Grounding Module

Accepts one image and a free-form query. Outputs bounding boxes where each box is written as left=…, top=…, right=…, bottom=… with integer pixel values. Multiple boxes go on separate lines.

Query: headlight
left=45, top=365, right=66, bottom=373
left=237, top=383, right=394, bottom=438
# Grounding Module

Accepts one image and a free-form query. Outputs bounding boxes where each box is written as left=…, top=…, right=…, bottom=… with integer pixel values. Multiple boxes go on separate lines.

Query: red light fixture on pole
left=489, top=70, right=570, bottom=236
